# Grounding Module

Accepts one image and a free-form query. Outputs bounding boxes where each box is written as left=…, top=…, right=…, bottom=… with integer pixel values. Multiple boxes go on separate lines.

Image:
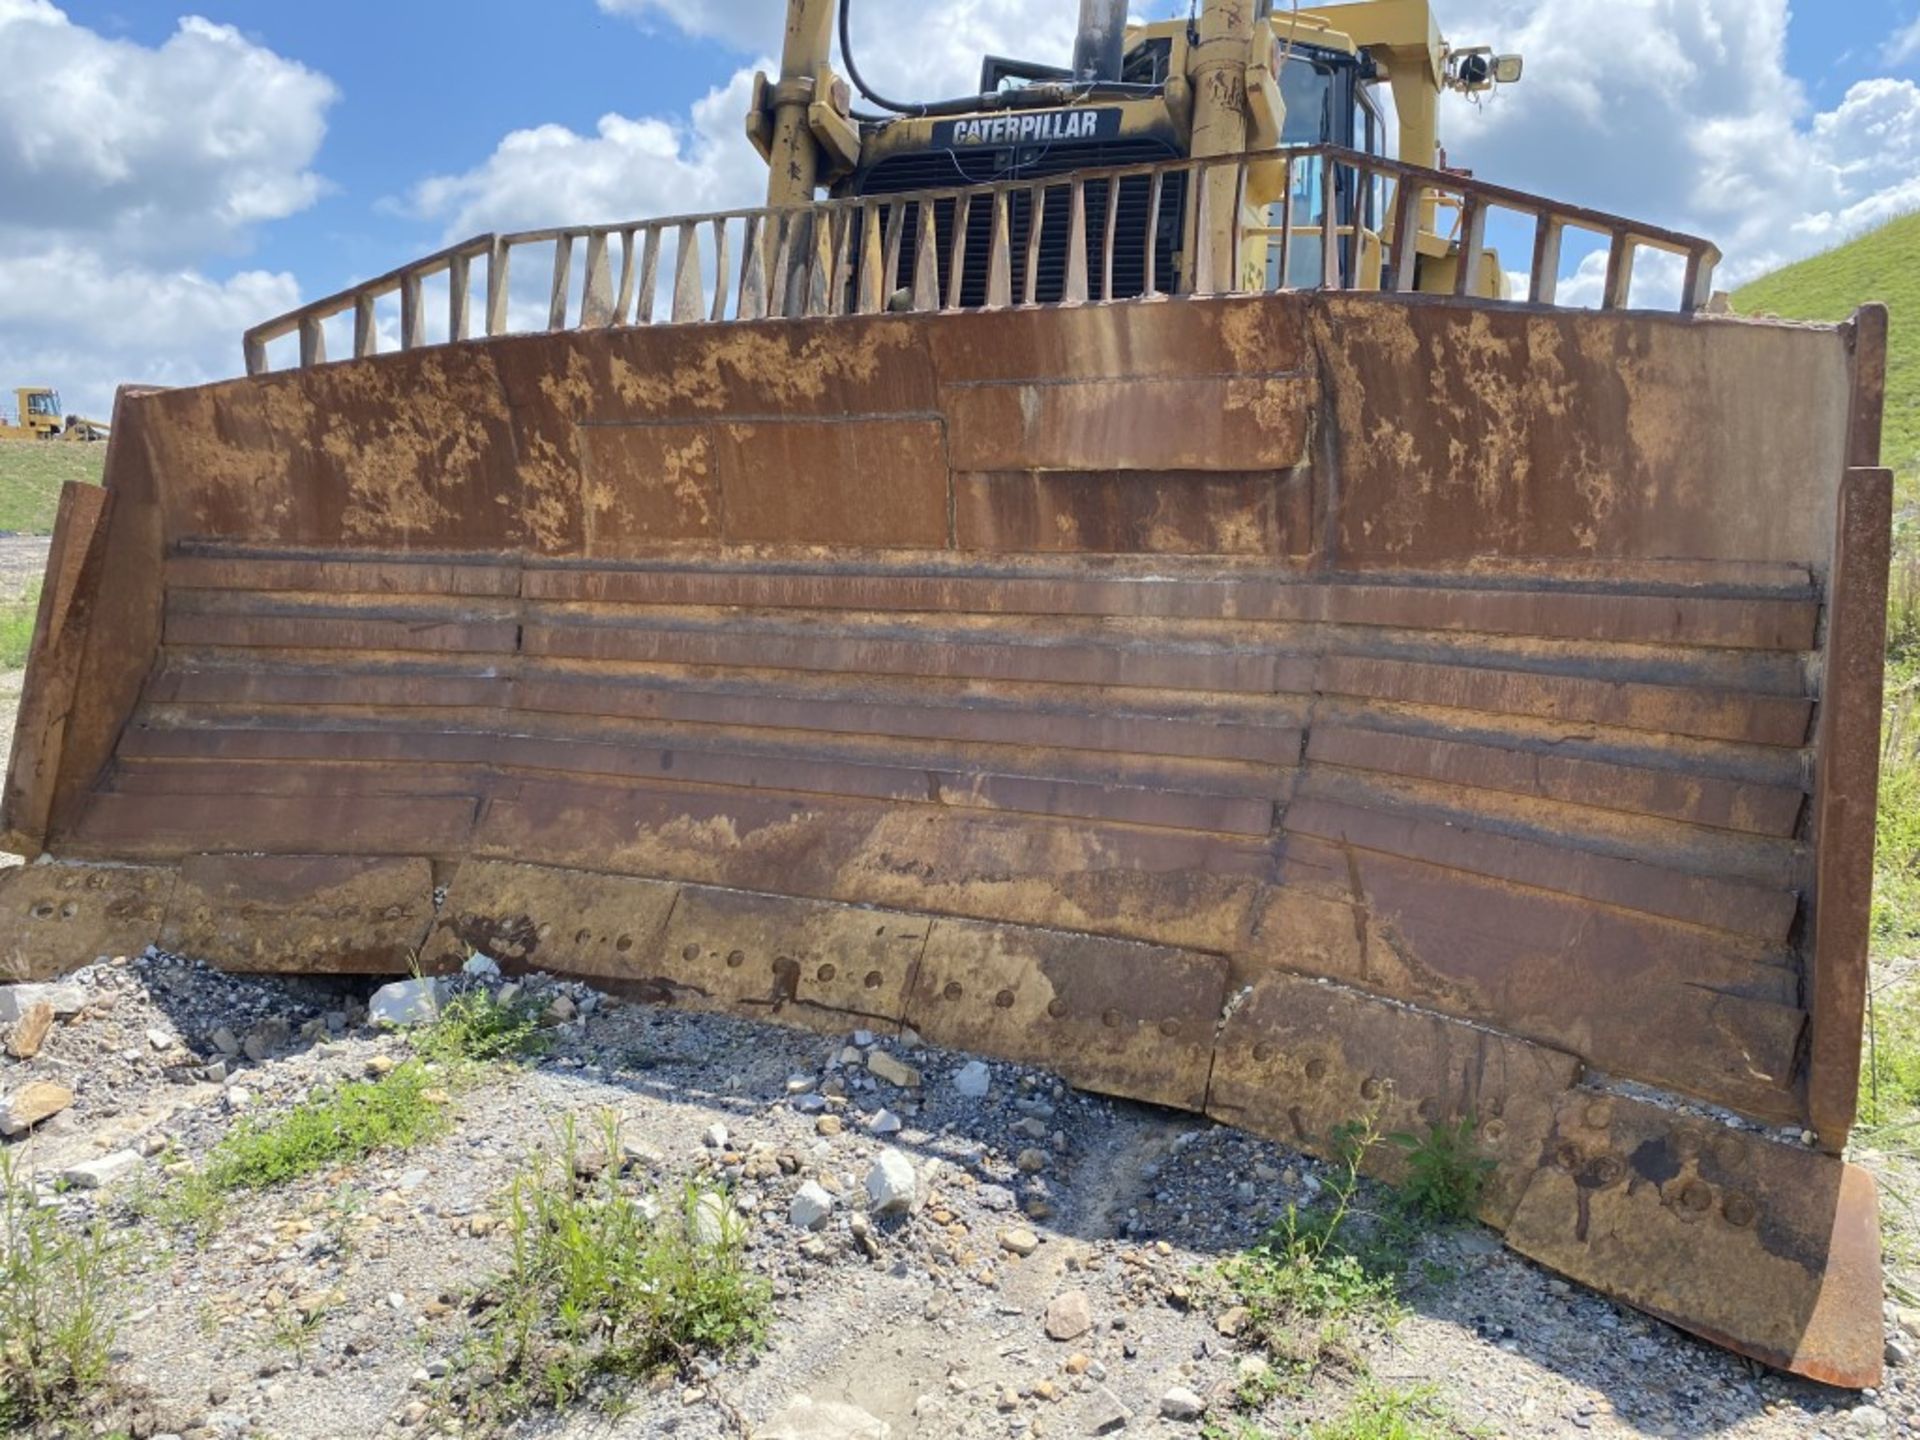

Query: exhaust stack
left=1072, top=0, right=1128, bottom=82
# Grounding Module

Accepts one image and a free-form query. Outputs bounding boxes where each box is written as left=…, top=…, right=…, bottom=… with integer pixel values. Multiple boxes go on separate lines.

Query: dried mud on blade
left=0, top=292, right=1893, bottom=1389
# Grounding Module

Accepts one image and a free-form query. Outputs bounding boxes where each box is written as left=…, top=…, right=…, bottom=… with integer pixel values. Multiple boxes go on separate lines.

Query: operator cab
left=25, top=391, right=59, bottom=418
left=1276, top=41, right=1390, bottom=287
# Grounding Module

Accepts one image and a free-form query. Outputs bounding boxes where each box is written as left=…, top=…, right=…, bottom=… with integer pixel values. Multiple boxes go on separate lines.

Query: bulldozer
left=0, top=387, right=110, bottom=442
left=0, top=0, right=1893, bottom=1389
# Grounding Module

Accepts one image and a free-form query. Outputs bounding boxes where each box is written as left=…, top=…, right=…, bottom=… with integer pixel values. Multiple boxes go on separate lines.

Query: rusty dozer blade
left=0, top=291, right=1893, bottom=1388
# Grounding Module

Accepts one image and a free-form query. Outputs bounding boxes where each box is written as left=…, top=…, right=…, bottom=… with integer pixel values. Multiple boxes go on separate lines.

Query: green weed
left=414, top=985, right=550, bottom=1068
left=1216, top=1119, right=1403, bottom=1382
left=208, top=1061, right=447, bottom=1189
left=1386, top=1116, right=1494, bottom=1224
left=1305, top=1385, right=1466, bottom=1440
left=268, top=1307, right=326, bottom=1361
left=0, top=579, right=40, bottom=670
left=446, top=1113, right=769, bottom=1431
left=0, top=1149, right=123, bottom=1430
left=139, top=1062, right=450, bottom=1236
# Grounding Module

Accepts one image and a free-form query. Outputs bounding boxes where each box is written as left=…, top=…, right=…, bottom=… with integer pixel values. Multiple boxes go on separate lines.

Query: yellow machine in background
left=747, top=0, right=1521, bottom=298
left=0, top=388, right=109, bottom=442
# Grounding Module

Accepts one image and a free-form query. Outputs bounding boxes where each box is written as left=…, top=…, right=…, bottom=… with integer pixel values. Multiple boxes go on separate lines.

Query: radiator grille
left=853, top=139, right=1186, bottom=305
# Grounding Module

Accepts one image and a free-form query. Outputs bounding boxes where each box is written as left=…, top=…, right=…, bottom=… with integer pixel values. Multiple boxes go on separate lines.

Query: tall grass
left=1863, top=492, right=1920, bottom=1130
left=0, top=1149, right=122, bottom=1428
left=0, top=579, right=40, bottom=670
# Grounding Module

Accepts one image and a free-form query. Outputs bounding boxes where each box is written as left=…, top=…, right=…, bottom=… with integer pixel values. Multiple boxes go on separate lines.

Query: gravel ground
left=0, top=955, right=1911, bottom=1440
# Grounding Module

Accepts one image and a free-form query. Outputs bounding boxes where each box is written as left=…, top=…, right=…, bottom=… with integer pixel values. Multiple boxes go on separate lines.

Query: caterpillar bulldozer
left=0, top=387, right=109, bottom=442
left=0, top=0, right=1894, bottom=1390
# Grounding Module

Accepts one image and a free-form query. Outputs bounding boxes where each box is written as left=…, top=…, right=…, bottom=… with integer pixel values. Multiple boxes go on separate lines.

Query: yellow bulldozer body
left=0, top=0, right=1893, bottom=1392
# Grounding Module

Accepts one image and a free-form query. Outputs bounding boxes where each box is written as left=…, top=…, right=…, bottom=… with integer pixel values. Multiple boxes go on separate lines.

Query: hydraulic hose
left=837, top=0, right=1157, bottom=124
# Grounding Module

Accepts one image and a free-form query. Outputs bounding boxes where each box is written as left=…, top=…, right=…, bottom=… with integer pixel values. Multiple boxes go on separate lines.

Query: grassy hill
left=0, top=439, right=104, bottom=535
left=1736, top=212, right=1920, bottom=476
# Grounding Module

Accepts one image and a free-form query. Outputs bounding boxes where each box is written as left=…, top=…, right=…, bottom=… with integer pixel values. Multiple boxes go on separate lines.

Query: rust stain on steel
left=953, top=468, right=1313, bottom=557
left=0, top=862, right=173, bottom=981
left=161, top=856, right=435, bottom=975
left=943, top=374, right=1314, bottom=475
left=435, top=861, right=681, bottom=982
left=1258, top=835, right=1807, bottom=1126
left=1209, top=966, right=1582, bottom=1229
left=1, top=479, right=108, bottom=857
left=658, top=886, right=928, bottom=1036
left=907, top=921, right=1230, bottom=1112
left=1310, top=298, right=1853, bottom=568
left=1806, top=468, right=1896, bottom=1151
left=1504, top=1090, right=1884, bottom=1389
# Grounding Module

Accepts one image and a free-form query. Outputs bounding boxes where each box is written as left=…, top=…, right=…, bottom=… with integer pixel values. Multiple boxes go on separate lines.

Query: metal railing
left=243, top=144, right=1722, bottom=376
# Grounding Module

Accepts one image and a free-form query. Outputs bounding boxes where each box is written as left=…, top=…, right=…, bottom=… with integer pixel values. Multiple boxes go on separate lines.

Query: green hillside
left=0, top=438, right=104, bottom=535
left=1736, top=211, right=1920, bottom=477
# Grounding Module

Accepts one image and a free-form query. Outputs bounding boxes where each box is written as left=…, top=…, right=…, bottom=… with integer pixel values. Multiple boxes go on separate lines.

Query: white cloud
left=597, top=0, right=1081, bottom=110
left=1438, top=0, right=1920, bottom=287
left=0, top=248, right=296, bottom=410
left=1886, top=13, right=1920, bottom=66
left=0, top=2, right=333, bottom=416
left=0, top=1, right=336, bottom=261
left=410, top=67, right=767, bottom=238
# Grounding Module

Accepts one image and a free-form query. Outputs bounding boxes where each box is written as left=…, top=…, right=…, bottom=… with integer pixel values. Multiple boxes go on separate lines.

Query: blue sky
left=8, top=0, right=1920, bottom=415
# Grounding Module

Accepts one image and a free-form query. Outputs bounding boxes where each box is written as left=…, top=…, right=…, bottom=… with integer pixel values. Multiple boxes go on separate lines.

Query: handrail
left=243, top=144, right=1723, bottom=376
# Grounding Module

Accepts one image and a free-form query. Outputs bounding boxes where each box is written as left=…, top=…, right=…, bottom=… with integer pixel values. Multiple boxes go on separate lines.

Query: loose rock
left=1160, top=1387, right=1206, bottom=1421
left=1045, top=1290, right=1093, bottom=1341
left=1083, top=1384, right=1132, bottom=1434
left=867, top=1051, right=921, bottom=1088
left=952, top=1059, right=992, bottom=1099
left=368, top=978, right=444, bottom=1028
left=60, top=1150, right=143, bottom=1190
left=999, top=1227, right=1041, bottom=1257
left=0, top=1079, right=74, bottom=1136
left=866, top=1149, right=917, bottom=1216
left=789, top=1181, right=835, bottom=1231
left=5, top=1001, right=53, bottom=1060
left=760, top=1396, right=891, bottom=1440
left=691, top=1191, right=741, bottom=1247
left=0, top=982, right=87, bottom=1022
